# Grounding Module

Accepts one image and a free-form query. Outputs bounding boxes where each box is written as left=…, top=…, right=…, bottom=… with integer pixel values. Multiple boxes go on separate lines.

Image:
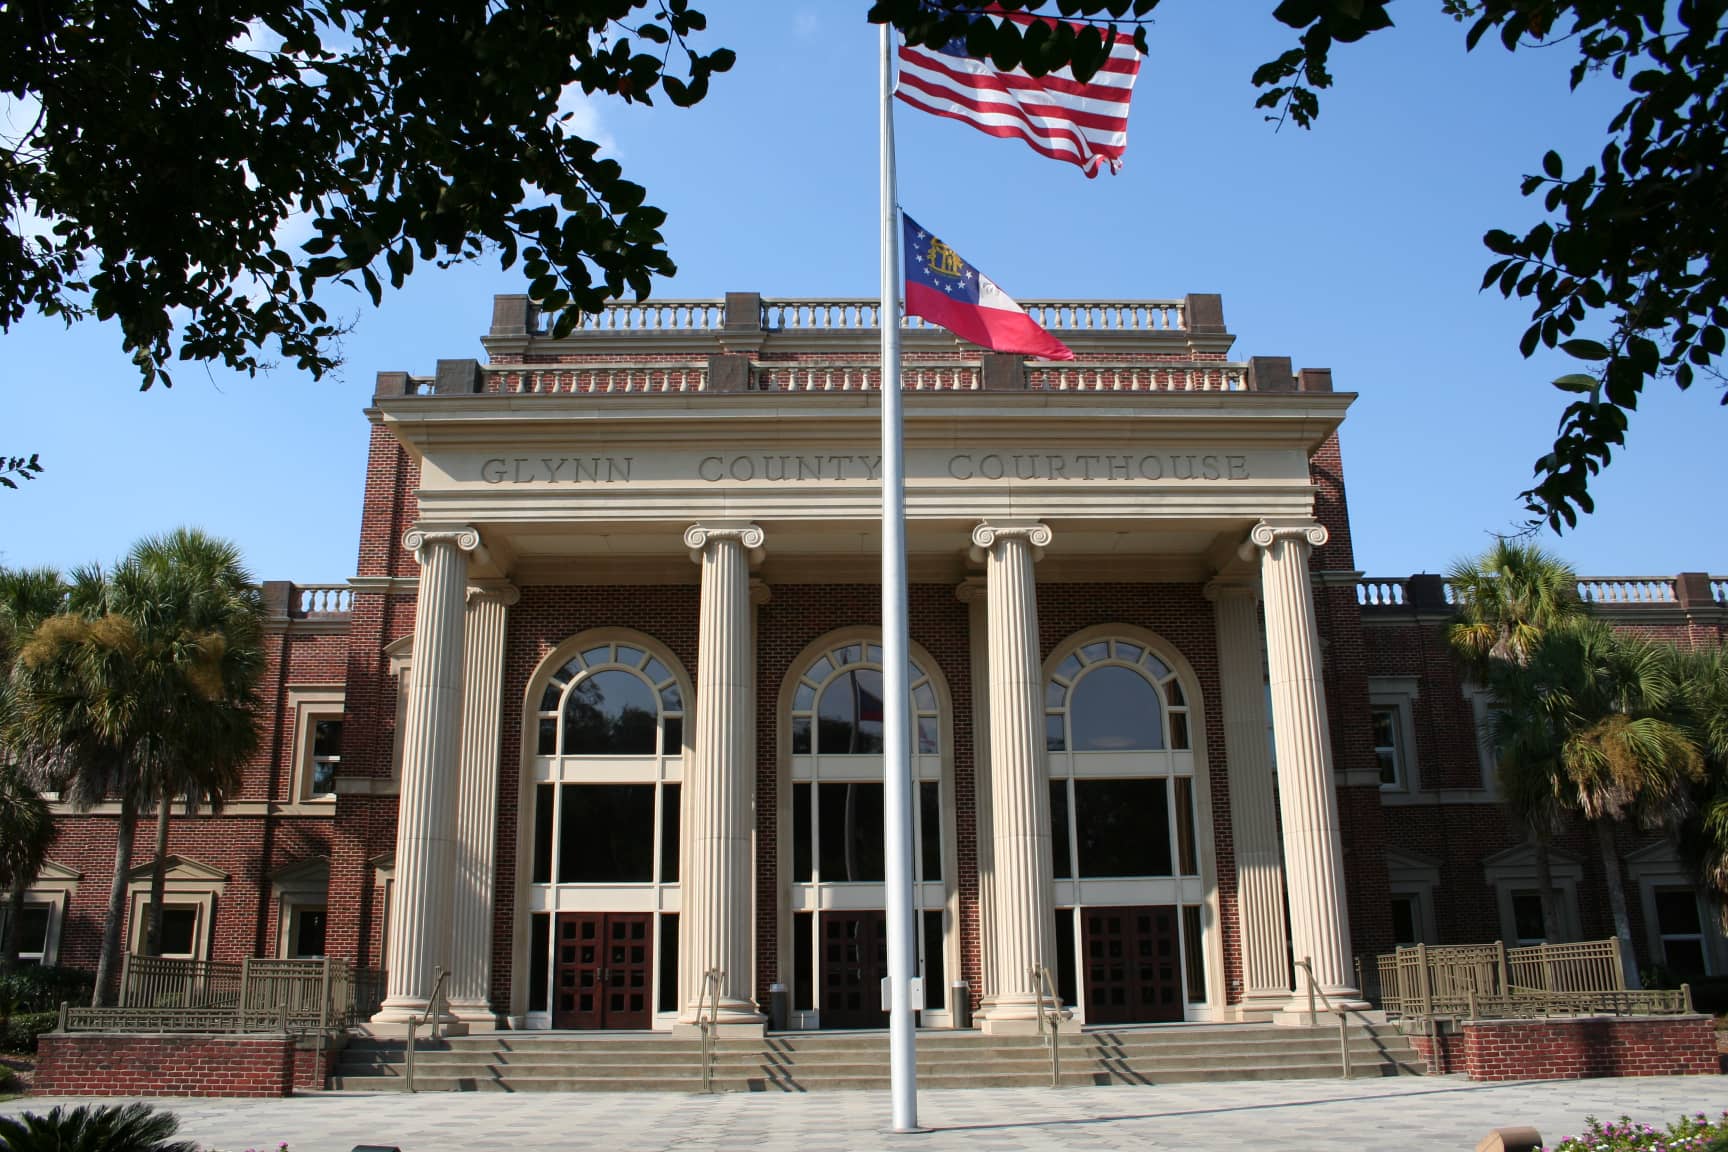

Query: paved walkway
left=8, top=1076, right=1728, bottom=1151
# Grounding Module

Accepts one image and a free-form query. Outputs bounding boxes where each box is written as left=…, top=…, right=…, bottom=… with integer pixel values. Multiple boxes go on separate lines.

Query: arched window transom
left=1046, top=640, right=1189, bottom=753
left=789, top=643, right=939, bottom=757
left=535, top=643, right=684, bottom=758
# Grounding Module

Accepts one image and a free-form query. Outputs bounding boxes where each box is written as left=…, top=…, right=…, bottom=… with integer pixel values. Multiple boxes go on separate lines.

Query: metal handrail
left=1030, top=964, right=1063, bottom=1088
left=1292, top=956, right=1352, bottom=1080
left=404, top=966, right=448, bottom=1095
left=697, top=967, right=722, bottom=1095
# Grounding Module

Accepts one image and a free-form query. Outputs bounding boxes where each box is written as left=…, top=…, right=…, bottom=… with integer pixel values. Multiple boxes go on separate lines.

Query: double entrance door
left=820, top=910, right=888, bottom=1029
left=1080, top=905, right=1183, bottom=1024
left=552, top=911, right=653, bottom=1030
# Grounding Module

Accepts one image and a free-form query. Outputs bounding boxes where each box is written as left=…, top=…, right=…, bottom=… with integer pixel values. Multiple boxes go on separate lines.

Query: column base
left=676, top=997, right=765, bottom=1031
left=669, top=1018, right=766, bottom=1039
left=369, top=996, right=468, bottom=1035
left=1272, top=993, right=1372, bottom=1028
left=1234, top=990, right=1291, bottom=1023
left=446, top=999, right=503, bottom=1031
left=976, top=994, right=1071, bottom=1035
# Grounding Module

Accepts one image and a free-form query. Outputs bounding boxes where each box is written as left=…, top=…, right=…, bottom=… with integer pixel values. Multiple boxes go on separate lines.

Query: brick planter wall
left=1410, top=1029, right=1465, bottom=1075
left=33, top=1033, right=301, bottom=1097
left=1460, top=1015, right=1718, bottom=1081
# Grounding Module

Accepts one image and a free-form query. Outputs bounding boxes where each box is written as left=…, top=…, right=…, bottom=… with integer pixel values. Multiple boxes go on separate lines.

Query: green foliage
left=2, top=0, right=734, bottom=391
left=0, top=967, right=94, bottom=1017
left=0, top=459, right=43, bottom=491
left=1551, top=1112, right=1728, bottom=1152
left=1252, top=0, right=1728, bottom=531
left=0, top=1103, right=197, bottom=1152
left=0, top=1013, right=56, bottom=1054
left=868, top=1, right=1158, bottom=79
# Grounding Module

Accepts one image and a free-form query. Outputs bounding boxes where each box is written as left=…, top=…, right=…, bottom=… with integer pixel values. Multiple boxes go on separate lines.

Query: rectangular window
left=1174, top=777, right=1199, bottom=877
left=792, top=782, right=813, bottom=883
left=532, top=783, right=555, bottom=884
left=918, top=781, right=941, bottom=883
left=818, top=782, right=884, bottom=883
left=558, top=784, right=655, bottom=883
left=921, top=909, right=945, bottom=1012
left=1511, top=889, right=1546, bottom=945
left=1, top=904, right=50, bottom=962
left=310, top=719, right=342, bottom=796
left=290, top=906, right=327, bottom=958
left=1390, top=895, right=1420, bottom=946
left=659, top=783, right=681, bottom=884
left=1372, top=708, right=1403, bottom=789
left=1074, top=778, right=1172, bottom=878
left=1049, top=780, right=1073, bottom=879
left=793, top=911, right=814, bottom=1012
left=528, top=913, right=550, bottom=1013
left=1182, top=905, right=1205, bottom=1003
left=658, top=913, right=680, bottom=1013
left=1654, top=888, right=1709, bottom=978
left=159, top=905, right=199, bottom=958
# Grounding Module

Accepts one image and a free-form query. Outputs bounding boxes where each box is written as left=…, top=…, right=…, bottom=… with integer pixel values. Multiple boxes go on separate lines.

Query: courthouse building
left=14, top=292, right=1728, bottom=1034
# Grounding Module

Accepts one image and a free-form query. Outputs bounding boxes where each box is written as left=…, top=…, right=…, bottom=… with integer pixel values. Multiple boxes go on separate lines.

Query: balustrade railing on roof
left=1357, top=578, right=1408, bottom=607
left=488, top=363, right=708, bottom=395
left=1715, top=578, right=1728, bottom=605
left=1026, top=363, right=1245, bottom=392
left=528, top=297, right=1190, bottom=335
left=1357, top=574, right=1728, bottom=611
left=294, top=585, right=352, bottom=616
left=1575, top=576, right=1677, bottom=605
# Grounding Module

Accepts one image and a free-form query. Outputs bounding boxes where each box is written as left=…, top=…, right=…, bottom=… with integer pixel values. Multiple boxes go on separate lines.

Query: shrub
left=1551, top=1112, right=1728, bottom=1151
left=0, top=1102, right=198, bottom=1152
left=0, top=1013, right=56, bottom=1054
left=0, top=968, right=94, bottom=1018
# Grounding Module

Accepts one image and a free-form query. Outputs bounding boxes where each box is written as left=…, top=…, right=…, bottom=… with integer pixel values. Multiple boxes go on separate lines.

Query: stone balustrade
left=1356, top=573, right=1728, bottom=614
left=527, top=297, right=1191, bottom=335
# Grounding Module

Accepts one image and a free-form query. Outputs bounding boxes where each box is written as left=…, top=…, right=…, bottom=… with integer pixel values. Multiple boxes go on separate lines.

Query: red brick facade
left=1411, top=1015, right=1718, bottom=1081
left=33, top=1033, right=314, bottom=1097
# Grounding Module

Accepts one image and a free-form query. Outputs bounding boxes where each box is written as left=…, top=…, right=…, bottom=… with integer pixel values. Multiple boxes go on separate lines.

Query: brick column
left=374, top=525, right=478, bottom=1025
left=970, top=521, right=1059, bottom=1032
left=680, top=522, right=766, bottom=1028
left=447, top=581, right=518, bottom=1025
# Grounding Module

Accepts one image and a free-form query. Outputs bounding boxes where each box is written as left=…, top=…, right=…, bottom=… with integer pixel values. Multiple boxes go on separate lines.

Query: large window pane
left=659, top=783, right=681, bottom=884
left=658, top=914, right=680, bottom=1013
left=816, top=669, right=885, bottom=754
left=532, top=783, right=554, bottom=884
left=1049, top=780, right=1073, bottom=879
left=792, top=783, right=813, bottom=882
left=529, top=913, right=550, bottom=1012
left=919, top=781, right=941, bottom=883
left=1182, top=905, right=1205, bottom=1003
left=558, top=784, right=655, bottom=882
left=922, top=909, right=945, bottom=1011
left=793, top=911, right=814, bottom=1011
left=1174, top=777, right=1199, bottom=877
left=1070, top=666, right=1163, bottom=751
left=1074, top=779, right=1172, bottom=877
left=1054, top=907, right=1077, bottom=1008
left=159, top=905, right=198, bottom=957
left=818, top=782, right=885, bottom=882
left=562, top=670, right=659, bottom=755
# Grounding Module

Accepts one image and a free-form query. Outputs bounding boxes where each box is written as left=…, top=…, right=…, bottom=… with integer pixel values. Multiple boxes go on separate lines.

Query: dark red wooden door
left=552, top=912, right=654, bottom=1029
left=820, top=910, right=888, bottom=1029
left=1081, top=905, right=1183, bottom=1024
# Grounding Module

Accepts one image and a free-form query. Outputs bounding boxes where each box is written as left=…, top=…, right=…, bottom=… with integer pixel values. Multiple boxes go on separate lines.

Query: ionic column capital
left=684, top=522, right=766, bottom=565
left=969, top=520, right=1053, bottom=564
left=1203, top=577, right=1260, bottom=605
left=1239, top=519, right=1327, bottom=562
left=404, top=524, right=481, bottom=556
left=466, top=580, right=520, bottom=608
left=954, top=575, right=988, bottom=605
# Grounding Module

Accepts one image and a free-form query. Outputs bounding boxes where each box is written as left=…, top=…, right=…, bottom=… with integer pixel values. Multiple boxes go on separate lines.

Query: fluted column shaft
left=680, top=523, right=765, bottom=1025
left=1249, top=521, right=1361, bottom=1009
left=375, top=525, right=478, bottom=1024
left=1209, top=582, right=1292, bottom=1012
left=447, top=582, right=517, bottom=1023
left=972, top=521, right=1058, bottom=1028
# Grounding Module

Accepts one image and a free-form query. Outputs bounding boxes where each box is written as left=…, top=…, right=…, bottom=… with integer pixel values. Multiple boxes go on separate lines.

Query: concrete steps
left=330, top=1022, right=1424, bottom=1092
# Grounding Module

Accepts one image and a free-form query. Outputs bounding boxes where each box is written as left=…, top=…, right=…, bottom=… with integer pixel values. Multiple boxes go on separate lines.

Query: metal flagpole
left=878, top=20, right=920, bottom=1136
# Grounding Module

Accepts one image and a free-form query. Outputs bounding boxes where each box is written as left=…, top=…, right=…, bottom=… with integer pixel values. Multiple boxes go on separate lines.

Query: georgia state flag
left=903, top=214, right=1074, bottom=361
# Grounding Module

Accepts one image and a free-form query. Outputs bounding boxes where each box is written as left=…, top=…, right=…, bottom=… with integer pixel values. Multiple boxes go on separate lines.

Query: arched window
left=535, top=645, right=684, bottom=757
left=522, top=636, right=689, bottom=1029
left=1046, top=640, right=1189, bottom=753
left=783, top=636, right=952, bottom=1028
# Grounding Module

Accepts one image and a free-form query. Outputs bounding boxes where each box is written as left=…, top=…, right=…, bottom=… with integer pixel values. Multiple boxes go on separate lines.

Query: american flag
left=895, top=9, right=1142, bottom=178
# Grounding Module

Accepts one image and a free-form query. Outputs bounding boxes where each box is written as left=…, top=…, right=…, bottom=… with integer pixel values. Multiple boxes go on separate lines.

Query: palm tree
left=0, top=567, right=65, bottom=972
left=1448, top=541, right=1585, bottom=943
left=1494, top=619, right=1703, bottom=987
left=4, top=532, right=265, bottom=1002
left=1670, top=643, right=1728, bottom=928
left=114, top=530, right=263, bottom=956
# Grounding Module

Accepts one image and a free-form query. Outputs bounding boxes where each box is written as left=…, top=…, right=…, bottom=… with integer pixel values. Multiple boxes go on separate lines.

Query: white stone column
left=446, top=581, right=518, bottom=1026
left=680, top=522, right=766, bottom=1027
left=1245, top=520, right=1363, bottom=1015
left=1208, top=579, right=1292, bottom=1017
left=375, top=525, right=478, bottom=1025
left=956, top=576, right=994, bottom=1008
left=970, top=521, right=1059, bottom=1032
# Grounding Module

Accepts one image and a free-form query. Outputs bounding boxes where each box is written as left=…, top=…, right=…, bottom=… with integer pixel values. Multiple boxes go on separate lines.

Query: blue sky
left=4, top=4, right=1721, bottom=584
